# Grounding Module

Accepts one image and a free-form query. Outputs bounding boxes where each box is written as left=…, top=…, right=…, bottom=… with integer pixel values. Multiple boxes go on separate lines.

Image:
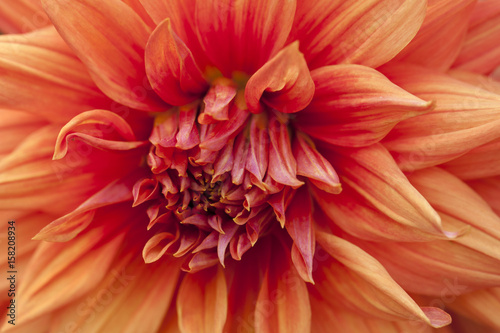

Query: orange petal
left=390, top=0, right=476, bottom=71
left=467, top=176, right=500, bottom=215
left=315, top=144, right=456, bottom=241
left=453, top=0, right=500, bottom=74
left=17, top=216, right=126, bottom=324
left=245, top=42, right=314, bottom=114
left=49, top=254, right=181, bottom=333
left=0, top=28, right=112, bottom=123
left=290, top=0, right=426, bottom=69
left=177, top=266, right=228, bottom=333
left=42, top=0, right=167, bottom=111
left=380, top=63, right=500, bottom=171
left=254, top=239, right=311, bottom=333
left=315, top=231, right=451, bottom=328
left=296, top=65, right=433, bottom=147
left=0, top=109, right=47, bottom=159
left=194, top=0, right=296, bottom=75
left=0, top=0, right=50, bottom=33
left=145, top=18, right=208, bottom=105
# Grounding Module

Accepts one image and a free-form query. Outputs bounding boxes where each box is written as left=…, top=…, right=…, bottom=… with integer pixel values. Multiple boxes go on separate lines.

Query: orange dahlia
left=1, top=0, right=500, bottom=332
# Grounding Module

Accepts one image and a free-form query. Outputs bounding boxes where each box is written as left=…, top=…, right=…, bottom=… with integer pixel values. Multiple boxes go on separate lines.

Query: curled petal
left=296, top=65, right=433, bottom=147
left=293, top=132, right=341, bottom=194
left=267, top=116, right=303, bottom=188
left=245, top=42, right=314, bottom=114
left=42, top=0, right=167, bottom=111
left=145, top=18, right=208, bottom=105
left=285, top=187, right=315, bottom=283
left=245, top=114, right=269, bottom=189
left=53, top=110, right=146, bottom=160
left=202, top=79, right=237, bottom=122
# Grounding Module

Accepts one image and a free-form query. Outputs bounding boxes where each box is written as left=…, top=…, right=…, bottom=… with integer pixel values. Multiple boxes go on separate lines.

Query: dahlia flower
left=1, top=0, right=500, bottom=332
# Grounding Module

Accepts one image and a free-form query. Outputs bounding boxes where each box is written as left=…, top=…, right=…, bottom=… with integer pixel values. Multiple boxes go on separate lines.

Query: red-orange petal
left=145, top=18, right=208, bottom=106
left=194, top=0, right=296, bottom=76
left=42, top=0, right=167, bottom=111
left=296, top=65, right=433, bottom=147
left=290, top=0, right=427, bottom=69
left=245, top=41, right=314, bottom=114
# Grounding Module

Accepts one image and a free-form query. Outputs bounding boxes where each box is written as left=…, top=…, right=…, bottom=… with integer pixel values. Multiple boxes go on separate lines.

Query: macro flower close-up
left=1, top=0, right=500, bottom=332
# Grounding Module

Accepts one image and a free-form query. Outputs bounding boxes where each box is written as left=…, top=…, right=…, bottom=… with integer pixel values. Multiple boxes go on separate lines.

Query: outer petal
left=0, top=0, right=50, bottom=33
left=290, top=0, right=427, bottom=69
left=16, top=212, right=126, bottom=324
left=448, top=288, right=500, bottom=331
left=145, top=18, right=208, bottom=106
left=245, top=42, right=314, bottom=114
left=314, top=144, right=454, bottom=241
left=42, top=0, right=167, bottom=111
left=177, top=266, right=228, bottom=333
left=194, top=0, right=296, bottom=75
left=314, top=231, right=451, bottom=328
left=468, top=176, right=500, bottom=216
left=453, top=0, right=500, bottom=75
left=380, top=63, right=500, bottom=171
left=296, top=65, right=433, bottom=147
left=0, top=28, right=112, bottom=123
left=390, top=0, right=476, bottom=71
left=254, top=238, right=311, bottom=333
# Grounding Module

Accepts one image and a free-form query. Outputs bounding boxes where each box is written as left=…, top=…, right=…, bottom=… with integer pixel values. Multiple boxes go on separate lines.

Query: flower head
left=1, top=0, right=500, bottom=332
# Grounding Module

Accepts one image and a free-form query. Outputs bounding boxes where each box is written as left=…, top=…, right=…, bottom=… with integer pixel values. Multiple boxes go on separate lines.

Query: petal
left=177, top=266, right=228, bottom=333
left=453, top=0, right=500, bottom=75
left=245, top=114, right=269, bottom=188
left=290, top=0, right=427, bottom=69
left=33, top=173, right=141, bottom=241
left=245, top=42, right=314, bottom=114
left=267, top=116, right=303, bottom=188
left=449, top=288, right=500, bottom=330
left=315, top=231, right=451, bottom=328
left=0, top=0, right=50, bottom=33
left=53, top=110, right=147, bottom=160
left=0, top=28, right=112, bottom=123
left=296, top=65, right=433, bottom=147
left=314, top=143, right=455, bottom=241
left=17, top=212, right=126, bottom=323
left=42, top=0, right=167, bottom=111
left=467, top=176, right=500, bottom=215
left=194, top=0, right=296, bottom=75
left=285, top=187, right=315, bottom=283
left=145, top=18, right=208, bottom=106
left=254, top=239, right=311, bottom=333
left=293, top=132, right=341, bottom=194
left=380, top=63, right=500, bottom=171
left=390, top=0, right=476, bottom=71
